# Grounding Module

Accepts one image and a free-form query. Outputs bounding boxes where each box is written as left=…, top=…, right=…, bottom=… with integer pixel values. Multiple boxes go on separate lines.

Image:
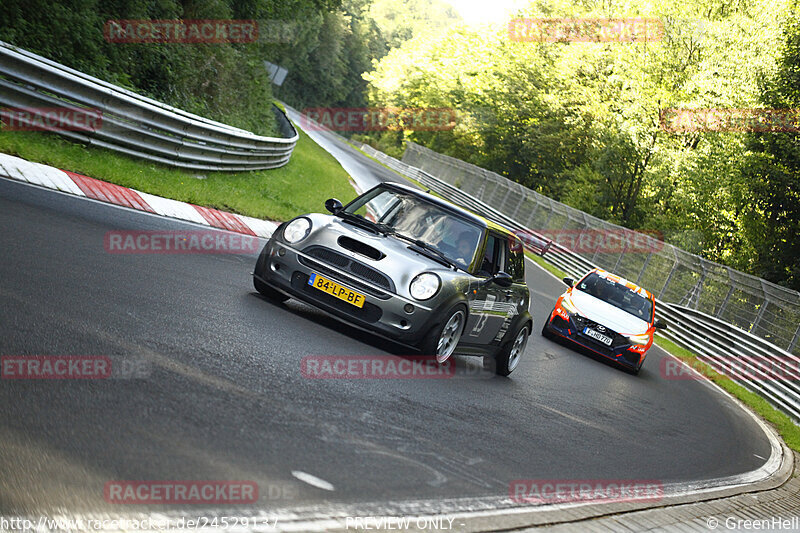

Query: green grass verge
left=523, top=249, right=800, bottom=451
left=525, top=250, right=569, bottom=280
left=0, top=123, right=357, bottom=222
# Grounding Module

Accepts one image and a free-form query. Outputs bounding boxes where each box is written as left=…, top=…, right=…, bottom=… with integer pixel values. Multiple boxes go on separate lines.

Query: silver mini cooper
left=253, top=182, right=532, bottom=376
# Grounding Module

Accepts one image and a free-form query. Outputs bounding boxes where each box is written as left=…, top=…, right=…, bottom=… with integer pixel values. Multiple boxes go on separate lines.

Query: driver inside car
left=453, top=231, right=475, bottom=268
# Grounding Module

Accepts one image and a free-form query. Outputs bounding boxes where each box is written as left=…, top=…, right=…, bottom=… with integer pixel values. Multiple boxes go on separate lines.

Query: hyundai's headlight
left=283, top=217, right=312, bottom=243
left=559, top=295, right=578, bottom=314
left=409, top=273, right=440, bottom=300
left=628, top=333, right=651, bottom=345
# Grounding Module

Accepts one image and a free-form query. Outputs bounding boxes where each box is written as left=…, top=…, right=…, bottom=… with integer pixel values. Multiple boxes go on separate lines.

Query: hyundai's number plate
left=308, top=273, right=365, bottom=308
left=583, top=327, right=612, bottom=346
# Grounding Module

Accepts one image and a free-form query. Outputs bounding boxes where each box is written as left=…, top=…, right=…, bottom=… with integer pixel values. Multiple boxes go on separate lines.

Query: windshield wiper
left=390, top=232, right=460, bottom=270
left=337, top=212, right=391, bottom=235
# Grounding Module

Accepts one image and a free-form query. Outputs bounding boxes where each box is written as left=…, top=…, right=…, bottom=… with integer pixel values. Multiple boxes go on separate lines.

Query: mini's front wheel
left=418, top=305, right=467, bottom=364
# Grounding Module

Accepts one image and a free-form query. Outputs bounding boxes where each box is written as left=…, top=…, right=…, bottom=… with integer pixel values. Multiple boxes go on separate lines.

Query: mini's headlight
left=283, top=217, right=311, bottom=243
left=559, top=295, right=578, bottom=314
left=409, top=273, right=440, bottom=300
left=628, top=333, right=651, bottom=345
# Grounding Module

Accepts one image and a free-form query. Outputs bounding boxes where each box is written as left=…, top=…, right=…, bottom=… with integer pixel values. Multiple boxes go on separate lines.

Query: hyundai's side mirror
left=654, top=318, right=668, bottom=330
left=563, top=277, right=575, bottom=287
left=492, top=271, right=514, bottom=288
left=325, top=198, right=343, bottom=214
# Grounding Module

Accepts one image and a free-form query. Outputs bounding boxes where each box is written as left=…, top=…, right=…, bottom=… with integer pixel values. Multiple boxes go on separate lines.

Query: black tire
left=254, top=276, right=288, bottom=303
left=628, top=356, right=644, bottom=375
left=495, top=323, right=530, bottom=377
left=541, top=316, right=554, bottom=339
left=417, top=304, right=468, bottom=364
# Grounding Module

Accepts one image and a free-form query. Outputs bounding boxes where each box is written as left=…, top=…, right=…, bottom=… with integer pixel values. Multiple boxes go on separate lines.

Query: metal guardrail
left=658, top=305, right=800, bottom=420
left=354, top=140, right=800, bottom=420
left=0, top=41, right=298, bottom=171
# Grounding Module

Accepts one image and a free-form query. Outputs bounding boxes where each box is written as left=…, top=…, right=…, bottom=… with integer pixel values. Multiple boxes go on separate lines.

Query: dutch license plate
left=308, top=273, right=365, bottom=308
left=583, top=327, right=612, bottom=346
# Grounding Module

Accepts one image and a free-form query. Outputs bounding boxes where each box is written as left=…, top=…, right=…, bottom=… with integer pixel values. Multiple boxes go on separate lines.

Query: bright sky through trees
left=441, top=0, right=529, bottom=26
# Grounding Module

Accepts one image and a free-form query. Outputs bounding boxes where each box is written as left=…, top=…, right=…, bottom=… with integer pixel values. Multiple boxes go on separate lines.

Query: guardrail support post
left=751, top=300, right=769, bottom=334
left=789, top=324, right=800, bottom=354
left=525, top=199, right=541, bottom=226
left=543, top=200, right=555, bottom=229
left=510, top=185, right=526, bottom=219
left=658, top=261, right=679, bottom=300
left=636, top=251, right=653, bottom=285
left=690, top=269, right=707, bottom=309
left=499, top=186, right=513, bottom=211
left=717, top=285, right=735, bottom=319
left=613, top=241, right=629, bottom=272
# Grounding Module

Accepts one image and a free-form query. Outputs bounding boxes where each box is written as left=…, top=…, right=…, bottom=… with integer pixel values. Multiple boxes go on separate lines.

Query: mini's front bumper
left=253, top=239, right=441, bottom=345
left=544, top=312, right=645, bottom=368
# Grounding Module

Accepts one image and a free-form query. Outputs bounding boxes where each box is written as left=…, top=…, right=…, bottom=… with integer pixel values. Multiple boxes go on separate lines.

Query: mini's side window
left=506, top=235, right=525, bottom=282
left=479, top=233, right=506, bottom=276
left=479, top=236, right=495, bottom=275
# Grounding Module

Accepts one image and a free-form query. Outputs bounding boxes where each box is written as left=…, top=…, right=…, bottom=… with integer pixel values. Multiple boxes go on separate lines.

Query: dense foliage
left=361, top=0, right=800, bottom=290
left=270, top=0, right=461, bottom=108
left=740, top=13, right=800, bottom=290
left=0, top=0, right=457, bottom=131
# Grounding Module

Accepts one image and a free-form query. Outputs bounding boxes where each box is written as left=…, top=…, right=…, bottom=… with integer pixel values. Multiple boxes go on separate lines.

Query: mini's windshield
left=345, top=187, right=483, bottom=269
left=575, top=272, right=653, bottom=321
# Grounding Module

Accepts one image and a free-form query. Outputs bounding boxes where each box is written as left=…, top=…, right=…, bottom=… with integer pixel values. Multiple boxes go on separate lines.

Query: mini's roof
left=380, top=181, right=516, bottom=235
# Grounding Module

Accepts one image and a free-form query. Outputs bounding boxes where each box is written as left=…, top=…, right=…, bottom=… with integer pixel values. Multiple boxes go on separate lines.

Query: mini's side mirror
left=563, top=277, right=575, bottom=287
left=325, top=198, right=343, bottom=214
left=654, top=318, right=667, bottom=330
left=492, top=271, right=513, bottom=288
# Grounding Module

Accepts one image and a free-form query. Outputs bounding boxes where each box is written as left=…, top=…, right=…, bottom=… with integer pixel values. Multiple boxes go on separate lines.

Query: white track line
left=291, top=471, right=335, bottom=491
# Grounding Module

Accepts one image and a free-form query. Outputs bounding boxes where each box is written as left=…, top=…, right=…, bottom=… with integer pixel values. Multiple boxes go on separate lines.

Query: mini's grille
left=300, top=246, right=394, bottom=293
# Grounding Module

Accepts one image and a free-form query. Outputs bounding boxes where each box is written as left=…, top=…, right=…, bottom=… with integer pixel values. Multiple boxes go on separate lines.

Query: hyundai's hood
left=568, top=290, right=649, bottom=336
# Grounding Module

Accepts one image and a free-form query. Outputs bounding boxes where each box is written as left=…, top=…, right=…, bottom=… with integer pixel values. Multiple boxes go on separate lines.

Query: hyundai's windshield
left=575, top=272, right=654, bottom=321
left=345, top=187, right=483, bottom=269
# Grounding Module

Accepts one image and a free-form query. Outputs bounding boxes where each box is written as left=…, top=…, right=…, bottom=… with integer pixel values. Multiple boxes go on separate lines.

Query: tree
left=739, top=12, right=800, bottom=290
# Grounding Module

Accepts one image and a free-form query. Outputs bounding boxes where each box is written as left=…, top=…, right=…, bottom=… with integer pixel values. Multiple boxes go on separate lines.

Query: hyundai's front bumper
left=544, top=312, right=644, bottom=368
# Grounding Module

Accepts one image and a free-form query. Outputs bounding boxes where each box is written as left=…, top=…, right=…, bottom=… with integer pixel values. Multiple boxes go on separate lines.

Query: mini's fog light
left=278, top=247, right=286, bottom=257
left=404, top=304, right=415, bottom=314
